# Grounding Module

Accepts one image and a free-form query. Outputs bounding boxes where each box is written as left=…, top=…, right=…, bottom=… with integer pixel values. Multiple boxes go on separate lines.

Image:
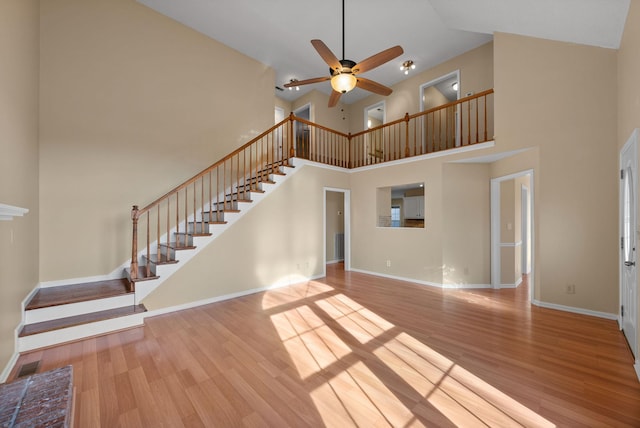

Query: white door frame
left=620, top=129, right=639, bottom=365
left=521, top=184, right=531, bottom=275
left=490, top=169, right=535, bottom=299
left=419, top=70, right=461, bottom=149
left=323, top=187, right=351, bottom=275
left=293, top=103, right=312, bottom=158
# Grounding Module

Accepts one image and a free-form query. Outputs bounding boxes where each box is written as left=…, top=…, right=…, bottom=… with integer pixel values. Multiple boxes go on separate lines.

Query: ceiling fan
left=284, top=0, right=404, bottom=107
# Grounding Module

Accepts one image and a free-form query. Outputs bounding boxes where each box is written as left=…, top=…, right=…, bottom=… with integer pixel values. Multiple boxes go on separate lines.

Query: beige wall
left=291, top=90, right=350, bottom=134
left=494, top=33, right=618, bottom=312
left=351, top=160, right=443, bottom=283
left=351, top=154, right=492, bottom=286
left=347, top=42, right=493, bottom=133
left=442, top=163, right=491, bottom=285
left=422, top=86, right=449, bottom=110
left=144, top=165, right=349, bottom=309
left=0, top=0, right=40, bottom=375
left=274, top=96, right=292, bottom=116
left=39, top=0, right=275, bottom=281
left=618, top=0, right=640, bottom=147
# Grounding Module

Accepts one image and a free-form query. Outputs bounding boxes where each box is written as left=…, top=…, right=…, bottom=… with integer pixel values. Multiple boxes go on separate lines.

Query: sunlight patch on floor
left=267, top=285, right=555, bottom=427
left=261, top=280, right=335, bottom=310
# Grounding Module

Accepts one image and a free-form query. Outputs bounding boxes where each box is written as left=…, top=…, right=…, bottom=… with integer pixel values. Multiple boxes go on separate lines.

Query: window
left=391, top=206, right=401, bottom=227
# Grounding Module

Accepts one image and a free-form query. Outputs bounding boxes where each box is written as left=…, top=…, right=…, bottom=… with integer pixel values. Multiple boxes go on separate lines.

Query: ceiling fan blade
left=311, top=39, right=341, bottom=71
left=328, top=90, right=342, bottom=108
left=284, top=76, right=330, bottom=88
left=356, top=77, right=393, bottom=96
left=353, top=45, right=404, bottom=74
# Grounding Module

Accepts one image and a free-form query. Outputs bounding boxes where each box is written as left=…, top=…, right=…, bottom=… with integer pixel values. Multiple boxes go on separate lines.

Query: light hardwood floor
left=9, top=263, right=640, bottom=427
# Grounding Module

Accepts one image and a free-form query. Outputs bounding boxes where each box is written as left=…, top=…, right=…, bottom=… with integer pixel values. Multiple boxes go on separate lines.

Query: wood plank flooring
left=8, top=263, right=640, bottom=427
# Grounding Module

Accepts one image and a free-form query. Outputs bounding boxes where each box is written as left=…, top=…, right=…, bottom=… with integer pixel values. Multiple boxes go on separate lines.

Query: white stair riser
left=19, top=313, right=145, bottom=352
left=25, top=294, right=135, bottom=324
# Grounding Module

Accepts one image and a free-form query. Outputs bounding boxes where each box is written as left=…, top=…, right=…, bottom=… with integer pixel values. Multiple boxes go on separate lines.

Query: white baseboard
left=532, top=299, right=618, bottom=320
left=349, top=268, right=491, bottom=289
left=0, top=350, right=19, bottom=383
left=144, top=273, right=324, bottom=319
left=326, top=259, right=344, bottom=265
left=500, top=276, right=523, bottom=288
left=635, top=361, right=640, bottom=383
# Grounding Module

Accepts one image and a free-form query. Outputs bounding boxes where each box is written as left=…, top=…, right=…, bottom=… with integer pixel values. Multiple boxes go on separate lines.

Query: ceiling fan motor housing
left=331, top=59, right=357, bottom=76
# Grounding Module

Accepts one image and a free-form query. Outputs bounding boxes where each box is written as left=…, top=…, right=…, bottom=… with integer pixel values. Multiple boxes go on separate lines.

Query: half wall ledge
left=0, top=203, right=28, bottom=221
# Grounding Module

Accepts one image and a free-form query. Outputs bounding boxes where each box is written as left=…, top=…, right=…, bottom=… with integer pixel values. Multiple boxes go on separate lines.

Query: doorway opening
left=419, top=70, right=461, bottom=151
left=364, top=101, right=386, bottom=162
left=324, top=187, right=350, bottom=274
left=490, top=170, right=534, bottom=300
left=294, top=103, right=312, bottom=159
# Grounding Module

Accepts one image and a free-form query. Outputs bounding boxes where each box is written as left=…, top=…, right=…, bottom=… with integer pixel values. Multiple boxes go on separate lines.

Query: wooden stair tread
left=26, top=278, right=131, bottom=310
left=189, top=220, right=227, bottom=225
left=19, top=304, right=147, bottom=337
left=205, top=209, right=240, bottom=214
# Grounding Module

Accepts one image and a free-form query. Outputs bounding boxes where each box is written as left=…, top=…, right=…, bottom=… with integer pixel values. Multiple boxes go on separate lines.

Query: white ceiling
left=137, top=0, right=630, bottom=105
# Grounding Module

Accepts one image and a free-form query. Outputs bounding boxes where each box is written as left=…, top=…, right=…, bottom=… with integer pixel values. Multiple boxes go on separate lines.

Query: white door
left=621, top=131, right=638, bottom=359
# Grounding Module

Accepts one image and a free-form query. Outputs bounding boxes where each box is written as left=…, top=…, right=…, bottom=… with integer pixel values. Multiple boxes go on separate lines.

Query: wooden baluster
left=146, top=211, right=150, bottom=277
left=413, top=118, right=417, bottom=156
left=216, top=166, right=221, bottom=222
left=465, top=100, right=469, bottom=145
left=208, top=172, right=211, bottom=227
left=130, top=205, right=139, bottom=283
left=483, top=95, right=487, bottom=141
left=404, top=113, right=410, bottom=158
left=156, top=207, right=160, bottom=261
left=184, top=186, right=188, bottom=246
left=223, top=159, right=227, bottom=212
left=192, top=181, right=196, bottom=238
left=175, top=191, right=179, bottom=245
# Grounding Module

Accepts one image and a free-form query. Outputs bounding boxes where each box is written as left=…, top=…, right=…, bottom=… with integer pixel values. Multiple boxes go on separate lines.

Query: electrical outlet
left=566, top=284, right=576, bottom=294
left=386, top=260, right=391, bottom=267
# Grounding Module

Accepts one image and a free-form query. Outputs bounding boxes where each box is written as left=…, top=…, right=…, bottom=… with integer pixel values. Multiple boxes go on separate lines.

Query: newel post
left=404, top=113, right=410, bottom=158
left=130, top=205, right=139, bottom=281
left=288, top=112, right=295, bottom=159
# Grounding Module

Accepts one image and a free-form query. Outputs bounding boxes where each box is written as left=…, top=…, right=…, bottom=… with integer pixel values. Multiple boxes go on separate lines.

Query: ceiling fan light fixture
left=401, top=60, right=415, bottom=75
left=331, top=73, right=357, bottom=94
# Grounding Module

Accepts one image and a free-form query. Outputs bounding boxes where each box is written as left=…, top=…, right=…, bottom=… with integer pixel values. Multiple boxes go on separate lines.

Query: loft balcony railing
left=129, top=89, right=493, bottom=281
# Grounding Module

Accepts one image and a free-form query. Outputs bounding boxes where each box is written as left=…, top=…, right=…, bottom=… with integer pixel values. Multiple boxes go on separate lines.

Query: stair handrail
left=130, top=114, right=297, bottom=281
left=129, top=90, right=494, bottom=282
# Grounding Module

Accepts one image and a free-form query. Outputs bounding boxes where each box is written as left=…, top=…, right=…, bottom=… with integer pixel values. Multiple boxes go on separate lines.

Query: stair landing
left=26, top=278, right=132, bottom=309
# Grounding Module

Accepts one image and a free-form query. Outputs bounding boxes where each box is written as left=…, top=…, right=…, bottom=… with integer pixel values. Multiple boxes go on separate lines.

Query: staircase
left=16, top=93, right=496, bottom=352
left=18, top=160, right=297, bottom=352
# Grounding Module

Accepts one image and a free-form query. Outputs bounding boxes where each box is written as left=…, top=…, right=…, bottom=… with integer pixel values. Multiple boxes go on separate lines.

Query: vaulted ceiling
left=137, top=0, right=630, bottom=104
